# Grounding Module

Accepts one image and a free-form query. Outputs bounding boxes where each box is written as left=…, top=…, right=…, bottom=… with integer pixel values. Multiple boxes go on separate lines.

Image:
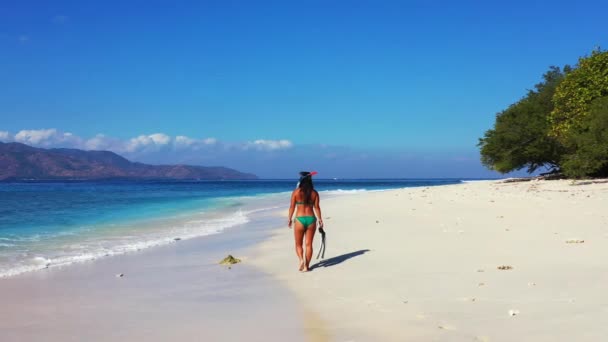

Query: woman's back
left=293, top=188, right=318, bottom=216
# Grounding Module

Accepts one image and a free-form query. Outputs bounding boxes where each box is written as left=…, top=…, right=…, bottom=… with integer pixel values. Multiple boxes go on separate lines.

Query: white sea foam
left=241, top=205, right=283, bottom=215
left=321, top=188, right=369, bottom=195
left=0, top=210, right=250, bottom=278
left=1, top=234, right=43, bottom=242
left=320, top=188, right=393, bottom=196
left=33, top=256, right=52, bottom=265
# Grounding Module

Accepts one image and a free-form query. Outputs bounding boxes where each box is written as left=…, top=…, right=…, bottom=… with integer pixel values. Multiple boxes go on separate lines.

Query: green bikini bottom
left=296, top=216, right=316, bottom=227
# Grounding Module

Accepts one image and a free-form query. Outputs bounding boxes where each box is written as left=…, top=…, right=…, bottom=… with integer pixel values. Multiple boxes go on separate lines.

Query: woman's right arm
left=287, top=190, right=297, bottom=228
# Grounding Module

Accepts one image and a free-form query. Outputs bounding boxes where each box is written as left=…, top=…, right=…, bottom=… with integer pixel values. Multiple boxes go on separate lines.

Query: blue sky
left=1, top=1, right=607, bottom=178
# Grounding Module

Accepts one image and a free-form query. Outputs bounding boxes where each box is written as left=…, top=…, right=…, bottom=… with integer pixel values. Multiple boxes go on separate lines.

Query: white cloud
left=84, top=134, right=124, bottom=151
left=149, top=133, right=171, bottom=145
left=14, top=129, right=58, bottom=145
left=174, top=135, right=196, bottom=147
left=84, top=134, right=107, bottom=150
left=0, top=131, right=10, bottom=141
left=203, top=138, right=217, bottom=145
left=174, top=136, right=218, bottom=150
left=13, top=129, right=84, bottom=147
left=246, top=139, right=293, bottom=151
left=4, top=129, right=295, bottom=162
left=125, top=133, right=171, bottom=152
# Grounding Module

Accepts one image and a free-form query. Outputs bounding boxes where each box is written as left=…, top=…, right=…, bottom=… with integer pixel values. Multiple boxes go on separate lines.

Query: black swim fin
left=316, top=227, right=326, bottom=259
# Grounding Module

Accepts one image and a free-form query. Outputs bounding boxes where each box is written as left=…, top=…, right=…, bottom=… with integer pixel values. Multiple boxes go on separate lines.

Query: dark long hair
left=298, top=173, right=314, bottom=203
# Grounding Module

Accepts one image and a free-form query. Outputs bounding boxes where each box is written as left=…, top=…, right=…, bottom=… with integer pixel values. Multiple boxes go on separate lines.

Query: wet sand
left=0, top=212, right=308, bottom=342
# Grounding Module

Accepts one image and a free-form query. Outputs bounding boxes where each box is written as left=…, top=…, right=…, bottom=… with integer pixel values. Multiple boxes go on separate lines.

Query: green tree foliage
left=478, top=67, right=566, bottom=173
left=550, top=49, right=608, bottom=140
left=561, top=96, right=608, bottom=178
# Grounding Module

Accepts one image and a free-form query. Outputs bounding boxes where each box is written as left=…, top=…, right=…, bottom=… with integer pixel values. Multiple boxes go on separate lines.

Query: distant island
left=0, top=142, right=257, bottom=181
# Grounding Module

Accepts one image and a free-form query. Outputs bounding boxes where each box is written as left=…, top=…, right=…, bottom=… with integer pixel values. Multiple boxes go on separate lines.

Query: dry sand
left=250, top=179, right=608, bottom=341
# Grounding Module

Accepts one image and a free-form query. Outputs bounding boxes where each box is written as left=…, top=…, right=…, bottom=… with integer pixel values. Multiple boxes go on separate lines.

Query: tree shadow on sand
left=309, top=249, right=370, bottom=270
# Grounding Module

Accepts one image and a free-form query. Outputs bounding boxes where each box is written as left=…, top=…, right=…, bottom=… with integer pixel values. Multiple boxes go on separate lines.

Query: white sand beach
left=2, top=179, right=608, bottom=341
left=251, top=179, right=608, bottom=341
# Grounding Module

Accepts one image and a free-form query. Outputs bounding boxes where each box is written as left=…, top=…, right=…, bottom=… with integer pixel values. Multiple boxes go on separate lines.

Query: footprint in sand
left=438, top=324, right=456, bottom=331
left=461, top=297, right=476, bottom=302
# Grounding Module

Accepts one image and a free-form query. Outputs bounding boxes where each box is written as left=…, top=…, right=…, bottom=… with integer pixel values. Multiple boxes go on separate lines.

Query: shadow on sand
left=310, top=249, right=370, bottom=270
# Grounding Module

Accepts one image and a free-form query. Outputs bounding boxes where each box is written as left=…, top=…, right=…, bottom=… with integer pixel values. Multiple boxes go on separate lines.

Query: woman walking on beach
left=288, top=171, right=323, bottom=272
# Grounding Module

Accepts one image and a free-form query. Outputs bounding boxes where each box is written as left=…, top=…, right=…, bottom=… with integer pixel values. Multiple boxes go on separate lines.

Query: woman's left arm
left=314, top=191, right=323, bottom=228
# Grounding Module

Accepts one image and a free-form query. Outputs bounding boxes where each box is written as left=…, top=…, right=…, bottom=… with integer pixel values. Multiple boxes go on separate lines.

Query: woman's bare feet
left=299, top=259, right=306, bottom=272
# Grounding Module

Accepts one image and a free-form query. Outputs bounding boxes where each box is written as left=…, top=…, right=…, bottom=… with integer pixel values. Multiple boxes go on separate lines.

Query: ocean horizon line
left=0, top=177, right=503, bottom=184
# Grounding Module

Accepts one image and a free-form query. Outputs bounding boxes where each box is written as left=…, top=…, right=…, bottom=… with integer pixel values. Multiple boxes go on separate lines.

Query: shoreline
left=0, top=182, right=435, bottom=341
left=0, top=188, right=295, bottom=279
left=5, top=178, right=603, bottom=341
left=2, top=184, right=395, bottom=341
left=0, top=207, right=310, bottom=341
left=0, top=181, right=434, bottom=279
left=250, top=179, right=608, bottom=341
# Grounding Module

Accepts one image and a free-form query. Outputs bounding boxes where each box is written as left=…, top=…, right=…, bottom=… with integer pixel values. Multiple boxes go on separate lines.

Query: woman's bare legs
left=304, top=224, right=316, bottom=270
left=293, top=221, right=306, bottom=271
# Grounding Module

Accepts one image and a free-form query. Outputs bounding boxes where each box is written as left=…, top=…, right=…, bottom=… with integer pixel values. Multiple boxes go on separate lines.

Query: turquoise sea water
left=0, top=179, right=464, bottom=277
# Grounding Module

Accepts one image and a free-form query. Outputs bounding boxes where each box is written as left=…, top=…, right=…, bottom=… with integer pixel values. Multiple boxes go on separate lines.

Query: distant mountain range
left=0, top=142, right=257, bottom=181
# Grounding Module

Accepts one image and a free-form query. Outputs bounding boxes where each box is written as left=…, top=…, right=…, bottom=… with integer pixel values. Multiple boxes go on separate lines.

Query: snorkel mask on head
left=296, top=171, right=318, bottom=188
